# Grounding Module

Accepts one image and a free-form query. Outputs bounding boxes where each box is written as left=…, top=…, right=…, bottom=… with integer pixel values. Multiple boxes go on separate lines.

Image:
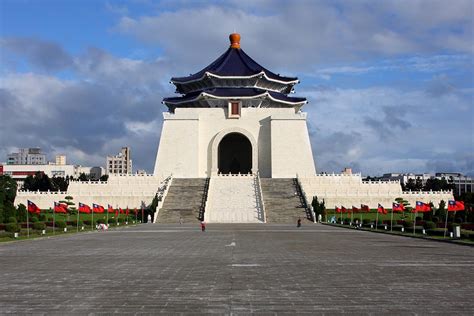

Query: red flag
left=415, top=201, right=431, bottom=212
left=92, top=203, right=105, bottom=213
left=27, top=200, right=41, bottom=214
left=335, top=206, right=341, bottom=213
left=126, top=208, right=129, bottom=216
left=54, top=202, right=68, bottom=213
left=116, top=209, right=120, bottom=217
left=341, top=206, right=347, bottom=213
left=377, top=204, right=386, bottom=214
left=392, top=202, right=405, bottom=212
left=361, top=204, right=370, bottom=212
left=448, top=200, right=465, bottom=211
left=108, top=204, right=114, bottom=213
left=134, top=208, right=138, bottom=215
left=125, top=207, right=129, bottom=215
left=78, top=202, right=92, bottom=214
left=352, top=206, right=359, bottom=213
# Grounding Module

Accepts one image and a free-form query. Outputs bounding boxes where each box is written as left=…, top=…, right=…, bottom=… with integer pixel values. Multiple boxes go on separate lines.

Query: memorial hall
left=15, top=34, right=453, bottom=223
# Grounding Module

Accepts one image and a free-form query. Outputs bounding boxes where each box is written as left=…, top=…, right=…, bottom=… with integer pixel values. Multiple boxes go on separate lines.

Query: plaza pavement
left=1, top=223, right=473, bottom=315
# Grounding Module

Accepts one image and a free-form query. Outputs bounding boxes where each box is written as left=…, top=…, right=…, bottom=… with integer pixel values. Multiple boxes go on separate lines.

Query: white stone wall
left=299, top=174, right=454, bottom=209
left=153, top=107, right=316, bottom=178
left=15, top=174, right=165, bottom=210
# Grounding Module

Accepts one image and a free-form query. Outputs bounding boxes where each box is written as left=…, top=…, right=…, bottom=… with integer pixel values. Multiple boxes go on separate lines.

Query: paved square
left=1, top=224, right=473, bottom=314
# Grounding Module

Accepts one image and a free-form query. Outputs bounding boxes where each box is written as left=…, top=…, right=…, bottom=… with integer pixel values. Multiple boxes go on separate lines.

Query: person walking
left=297, top=218, right=302, bottom=228
left=200, top=221, right=206, bottom=232
left=179, top=216, right=183, bottom=225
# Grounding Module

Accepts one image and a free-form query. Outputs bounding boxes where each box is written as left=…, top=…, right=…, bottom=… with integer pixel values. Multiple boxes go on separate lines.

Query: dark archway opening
left=218, top=133, right=252, bottom=174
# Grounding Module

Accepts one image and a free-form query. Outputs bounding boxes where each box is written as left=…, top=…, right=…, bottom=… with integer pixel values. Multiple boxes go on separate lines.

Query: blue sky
left=1, top=0, right=473, bottom=176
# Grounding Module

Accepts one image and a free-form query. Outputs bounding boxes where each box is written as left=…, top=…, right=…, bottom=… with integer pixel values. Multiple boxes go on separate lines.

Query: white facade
left=154, top=107, right=316, bottom=178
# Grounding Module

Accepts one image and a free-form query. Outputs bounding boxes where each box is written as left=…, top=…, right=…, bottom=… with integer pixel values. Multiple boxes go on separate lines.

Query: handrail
left=199, top=177, right=210, bottom=221
left=295, top=176, right=315, bottom=222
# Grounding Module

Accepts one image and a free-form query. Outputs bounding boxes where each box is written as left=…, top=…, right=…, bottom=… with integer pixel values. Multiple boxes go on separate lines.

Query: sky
left=0, top=0, right=473, bottom=176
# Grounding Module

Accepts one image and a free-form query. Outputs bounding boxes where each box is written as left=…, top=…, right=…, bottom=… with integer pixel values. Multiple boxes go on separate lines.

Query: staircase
left=156, top=178, right=207, bottom=223
left=205, top=175, right=264, bottom=223
left=260, top=178, right=310, bottom=223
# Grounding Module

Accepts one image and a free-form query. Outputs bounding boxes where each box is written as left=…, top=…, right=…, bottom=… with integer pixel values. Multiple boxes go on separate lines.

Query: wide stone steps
left=261, top=178, right=308, bottom=223
left=205, top=176, right=263, bottom=223
left=156, top=178, right=207, bottom=223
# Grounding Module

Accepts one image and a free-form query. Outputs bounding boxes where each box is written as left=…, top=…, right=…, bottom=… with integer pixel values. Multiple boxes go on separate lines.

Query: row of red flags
left=27, top=200, right=139, bottom=216
left=335, top=200, right=465, bottom=215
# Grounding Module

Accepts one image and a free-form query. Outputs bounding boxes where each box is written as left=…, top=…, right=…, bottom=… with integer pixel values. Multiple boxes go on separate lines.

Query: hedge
left=5, top=223, right=19, bottom=233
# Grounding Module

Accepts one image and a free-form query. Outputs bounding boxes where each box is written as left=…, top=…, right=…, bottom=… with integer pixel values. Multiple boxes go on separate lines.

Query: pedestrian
left=297, top=218, right=302, bottom=228
left=200, top=221, right=206, bottom=232
left=147, top=214, right=152, bottom=223
left=318, top=214, right=322, bottom=223
left=179, top=216, right=183, bottom=225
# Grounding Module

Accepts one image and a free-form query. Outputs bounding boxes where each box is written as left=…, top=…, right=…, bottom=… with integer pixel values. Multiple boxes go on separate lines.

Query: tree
left=78, top=173, right=90, bottom=181
left=423, top=178, right=454, bottom=192
left=22, top=172, right=54, bottom=191
left=99, top=175, right=109, bottom=182
left=311, top=196, right=326, bottom=221
left=395, top=197, right=411, bottom=219
left=51, top=176, right=69, bottom=191
left=0, top=175, right=17, bottom=223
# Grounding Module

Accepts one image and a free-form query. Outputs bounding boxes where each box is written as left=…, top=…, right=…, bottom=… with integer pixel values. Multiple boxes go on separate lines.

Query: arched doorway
left=218, top=133, right=252, bottom=174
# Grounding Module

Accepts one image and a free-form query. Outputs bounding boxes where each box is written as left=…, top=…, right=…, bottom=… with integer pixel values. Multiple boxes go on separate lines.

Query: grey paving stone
left=0, top=224, right=473, bottom=315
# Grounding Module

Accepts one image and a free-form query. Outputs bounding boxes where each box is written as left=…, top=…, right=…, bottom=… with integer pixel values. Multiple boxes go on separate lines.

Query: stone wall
left=299, top=173, right=453, bottom=209
left=15, top=174, right=165, bottom=210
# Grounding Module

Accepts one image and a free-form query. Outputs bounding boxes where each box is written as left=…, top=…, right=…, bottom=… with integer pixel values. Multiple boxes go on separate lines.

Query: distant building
left=7, top=148, right=46, bottom=165
left=0, top=164, right=104, bottom=187
left=380, top=173, right=432, bottom=186
left=55, top=155, right=67, bottom=165
left=436, top=173, right=474, bottom=196
left=342, top=168, right=352, bottom=175
left=106, top=147, right=132, bottom=175
left=135, top=169, right=147, bottom=175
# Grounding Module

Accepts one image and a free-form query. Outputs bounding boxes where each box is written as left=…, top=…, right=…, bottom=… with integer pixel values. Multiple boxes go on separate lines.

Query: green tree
left=311, top=196, right=326, bottom=221
left=0, top=175, right=18, bottom=223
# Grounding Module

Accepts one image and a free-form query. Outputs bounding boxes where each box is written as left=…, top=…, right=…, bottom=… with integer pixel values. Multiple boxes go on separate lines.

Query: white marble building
left=14, top=33, right=453, bottom=219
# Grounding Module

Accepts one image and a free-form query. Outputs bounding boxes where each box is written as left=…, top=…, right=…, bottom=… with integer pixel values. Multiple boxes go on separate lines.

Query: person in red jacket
left=200, top=221, right=206, bottom=232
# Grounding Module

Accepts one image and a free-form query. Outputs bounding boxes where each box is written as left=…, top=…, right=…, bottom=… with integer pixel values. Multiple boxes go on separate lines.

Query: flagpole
left=106, top=206, right=109, bottom=228
left=390, top=208, right=394, bottom=232
left=350, top=210, right=353, bottom=226
left=375, top=209, right=379, bottom=230
left=444, top=208, right=449, bottom=238
left=91, top=207, right=94, bottom=231
left=413, top=210, right=417, bottom=235
left=53, top=208, right=55, bottom=235
left=26, top=208, right=29, bottom=238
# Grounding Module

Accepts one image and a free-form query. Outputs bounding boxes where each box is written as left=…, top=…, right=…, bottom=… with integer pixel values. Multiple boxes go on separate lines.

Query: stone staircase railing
left=153, top=175, right=173, bottom=223
left=295, top=176, right=315, bottom=222
left=255, top=172, right=266, bottom=223
left=198, top=177, right=210, bottom=221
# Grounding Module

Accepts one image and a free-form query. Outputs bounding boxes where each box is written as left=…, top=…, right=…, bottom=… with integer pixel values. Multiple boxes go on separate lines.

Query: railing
left=295, top=176, right=315, bottom=222
left=198, top=177, right=210, bottom=221
left=17, top=190, right=67, bottom=195
left=255, top=172, right=266, bottom=223
left=153, top=175, right=173, bottom=223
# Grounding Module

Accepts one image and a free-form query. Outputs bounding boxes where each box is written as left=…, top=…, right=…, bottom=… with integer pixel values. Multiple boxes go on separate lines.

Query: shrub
left=8, top=217, right=17, bottom=223
left=39, top=214, right=47, bottom=221
left=362, top=219, right=371, bottom=225
left=108, top=218, right=116, bottom=225
left=424, top=221, right=436, bottom=229
left=403, top=220, right=414, bottom=228
left=117, top=217, right=124, bottom=223
left=48, top=217, right=54, bottom=221
left=455, top=217, right=463, bottom=224
left=5, top=223, right=19, bottom=233
left=96, top=218, right=105, bottom=225
left=343, top=218, right=350, bottom=225
left=432, top=216, right=440, bottom=223
left=33, top=222, right=46, bottom=230
left=31, top=217, right=39, bottom=223
left=55, top=220, right=66, bottom=228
